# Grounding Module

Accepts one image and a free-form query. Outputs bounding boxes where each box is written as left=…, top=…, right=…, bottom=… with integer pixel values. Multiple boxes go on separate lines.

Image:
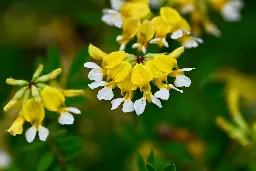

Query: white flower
left=222, top=0, right=243, bottom=22
left=111, top=98, right=134, bottom=112
left=149, top=38, right=169, bottom=48
left=183, top=37, right=203, bottom=49
left=97, top=87, right=114, bottom=100
left=134, top=97, right=147, bottom=116
left=0, top=149, right=11, bottom=169
left=173, top=68, right=195, bottom=88
left=25, top=125, right=49, bottom=143
left=58, top=107, right=81, bottom=125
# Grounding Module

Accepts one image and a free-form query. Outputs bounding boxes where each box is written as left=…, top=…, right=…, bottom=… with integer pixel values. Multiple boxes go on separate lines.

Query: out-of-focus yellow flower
left=132, top=20, right=155, bottom=54
left=116, top=17, right=140, bottom=51
left=4, top=64, right=84, bottom=143
left=85, top=45, right=194, bottom=115
left=120, top=2, right=150, bottom=20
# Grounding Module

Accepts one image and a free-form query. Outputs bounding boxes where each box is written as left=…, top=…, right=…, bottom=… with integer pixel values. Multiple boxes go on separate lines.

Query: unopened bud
left=22, top=89, right=31, bottom=106
left=4, top=100, right=18, bottom=112
left=32, top=64, right=44, bottom=81
left=31, top=85, right=41, bottom=103
left=233, top=114, right=250, bottom=134
left=35, top=68, right=62, bottom=83
left=63, top=90, right=85, bottom=97
left=6, top=78, right=28, bottom=86
left=168, top=46, right=184, bottom=59
left=13, top=86, right=29, bottom=100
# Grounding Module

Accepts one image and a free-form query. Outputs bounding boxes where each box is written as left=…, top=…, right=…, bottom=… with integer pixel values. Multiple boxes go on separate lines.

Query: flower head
left=85, top=45, right=194, bottom=115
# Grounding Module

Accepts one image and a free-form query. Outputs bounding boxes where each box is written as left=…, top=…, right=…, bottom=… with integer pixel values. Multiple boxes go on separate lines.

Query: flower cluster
left=102, top=0, right=203, bottom=53
left=84, top=44, right=194, bottom=115
left=4, top=65, right=84, bottom=143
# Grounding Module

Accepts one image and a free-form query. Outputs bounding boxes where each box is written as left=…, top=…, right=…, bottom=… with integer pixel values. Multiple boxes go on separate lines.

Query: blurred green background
left=0, top=0, right=256, bottom=171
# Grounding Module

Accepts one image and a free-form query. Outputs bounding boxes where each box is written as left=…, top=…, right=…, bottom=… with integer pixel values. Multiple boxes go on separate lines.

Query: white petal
left=58, top=112, right=74, bottom=125
left=84, top=62, right=101, bottom=69
left=182, top=28, right=191, bottom=35
left=122, top=100, right=134, bottom=113
left=194, top=37, right=203, bottom=43
left=149, top=37, right=161, bottom=44
left=150, top=0, right=160, bottom=8
left=183, top=39, right=198, bottom=48
left=97, top=87, right=114, bottom=100
left=154, top=88, right=170, bottom=100
left=0, top=149, right=11, bottom=169
left=88, top=81, right=106, bottom=89
left=119, top=43, right=126, bottom=51
left=171, top=30, right=183, bottom=39
left=132, top=43, right=139, bottom=48
left=116, top=35, right=123, bottom=41
left=178, top=68, right=195, bottom=72
left=152, top=96, right=162, bottom=108
left=142, top=46, right=147, bottom=54
left=134, top=98, right=146, bottom=116
left=111, top=98, right=124, bottom=110
left=162, top=38, right=169, bottom=47
left=38, top=126, right=49, bottom=141
left=88, top=69, right=103, bottom=82
left=102, top=12, right=122, bottom=28
left=110, top=0, right=124, bottom=10
left=25, top=126, right=37, bottom=143
left=222, top=3, right=241, bottom=22
left=181, top=3, right=194, bottom=14
left=66, top=107, right=81, bottom=114
left=174, top=75, right=191, bottom=88
left=169, top=84, right=184, bottom=93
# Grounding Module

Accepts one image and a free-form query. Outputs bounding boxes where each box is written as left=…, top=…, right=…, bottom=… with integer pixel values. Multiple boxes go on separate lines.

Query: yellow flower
left=41, top=87, right=81, bottom=125
left=131, top=63, right=152, bottom=90
left=120, top=2, right=150, bottom=20
left=23, top=99, right=49, bottom=143
left=103, top=51, right=126, bottom=69
left=7, top=115, right=25, bottom=136
left=150, top=16, right=171, bottom=47
left=116, top=17, right=140, bottom=50
left=132, top=20, right=155, bottom=54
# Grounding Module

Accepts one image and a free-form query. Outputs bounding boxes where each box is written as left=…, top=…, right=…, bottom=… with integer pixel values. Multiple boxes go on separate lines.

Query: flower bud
left=6, top=78, right=28, bottom=86
left=31, top=85, right=41, bottom=103
left=63, top=90, right=85, bottom=97
left=32, top=64, right=44, bottom=81
left=7, top=115, right=25, bottom=135
left=168, top=46, right=184, bottom=59
left=35, top=68, right=62, bottom=83
left=3, top=100, right=18, bottom=112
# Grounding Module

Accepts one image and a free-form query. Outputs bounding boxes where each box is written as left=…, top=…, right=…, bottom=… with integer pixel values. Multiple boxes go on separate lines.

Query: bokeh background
left=0, top=0, right=256, bottom=170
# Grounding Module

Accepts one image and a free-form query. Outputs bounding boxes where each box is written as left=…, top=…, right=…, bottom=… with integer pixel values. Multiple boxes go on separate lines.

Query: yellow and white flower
left=179, top=36, right=203, bottom=49
left=85, top=45, right=194, bottom=115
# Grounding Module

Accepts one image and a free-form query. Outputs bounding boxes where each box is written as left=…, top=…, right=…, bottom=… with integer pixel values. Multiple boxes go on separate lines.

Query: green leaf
left=136, top=154, right=146, bottom=171
left=164, top=163, right=176, bottom=171
left=22, top=141, right=45, bottom=152
left=146, top=162, right=157, bottom=171
left=147, top=149, right=154, bottom=165
left=37, top=152, right=54, bottom=171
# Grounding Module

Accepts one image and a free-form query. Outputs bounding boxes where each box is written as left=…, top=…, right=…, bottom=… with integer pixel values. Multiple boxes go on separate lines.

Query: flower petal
left=25, top=126, right=37, bottom=143
left=151, top=96, right=162, bottom=108
left=154, top=88, right=170, bottom=100
left=134, top=98, right=146, bottom=116
left=88, top=81, right=106, bottom=89
left=84, top=62, right=101, bottom=69
left=171, top=29, right=183, bottom=39
left=97, top=87, right=114, bottom=100
left=111, top=98, right=124, bottom=110
left=66, top=107, right=81, bottom=114
left=0, top=149, right=11, bottom=168
left=122, top=100, right=134, bottom=113
left=38, top=126, right=49, bottom=141
left=58, top=112, right=74, bottom=125
left=88, top=69, right=103, bottom=82
left=174, top=75, right=191, bottom=87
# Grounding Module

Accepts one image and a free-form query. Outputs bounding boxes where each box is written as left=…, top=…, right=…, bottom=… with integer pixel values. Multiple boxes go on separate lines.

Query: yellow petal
left=145, top=60, right=167, bottom=79
left=103, top=51, right=126, bottom=69
left=131, top=64, right=152, bottom=89
left=7, top=115, right=25, bottom=135
left=107, top=61, right=132, bottom=82
left=123, top=17, right=140, bottom=39
left=117, top=73, right=138, bottom=94
left=41, top=87, right=65, bottom=111
left=152, top=55, right=177, bottom=73
left=23, top=99, right=45, bottom=125
left=121, top=2, right=150, bottom=19
left=63, top=90, right=84, bottom=97
left=180, top=17, right=191, bottom=32
left=88, top=44, right=107, bottom=60
left=160, top=7, right=181, bottom=25
left=151, top=16, right=171, bottom=37
left=137, top=20, right=155, bottom=42
left=168, top=46, right=184, bottom=59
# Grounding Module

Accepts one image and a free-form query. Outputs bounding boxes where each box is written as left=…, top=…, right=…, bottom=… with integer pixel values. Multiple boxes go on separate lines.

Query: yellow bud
left=32, top=64, right=44, bottom=81
left=3, top=100, right=18, bottom=112
left=23, top=99, right=45, bottom=127
left=89, top=44, right=107, bottom=60
left=35, top=68, right=62, bottom=83
left=168, top=46, right=185, bottom=59
left=7, top=115, right=25, bottom=136
left=41, top=87, right=65, bottom=111
left=6, top=78, right=29, bottom=86
left=63, top=90, right=85, bottom=97
left=31, top=85, right=41, bottom=103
